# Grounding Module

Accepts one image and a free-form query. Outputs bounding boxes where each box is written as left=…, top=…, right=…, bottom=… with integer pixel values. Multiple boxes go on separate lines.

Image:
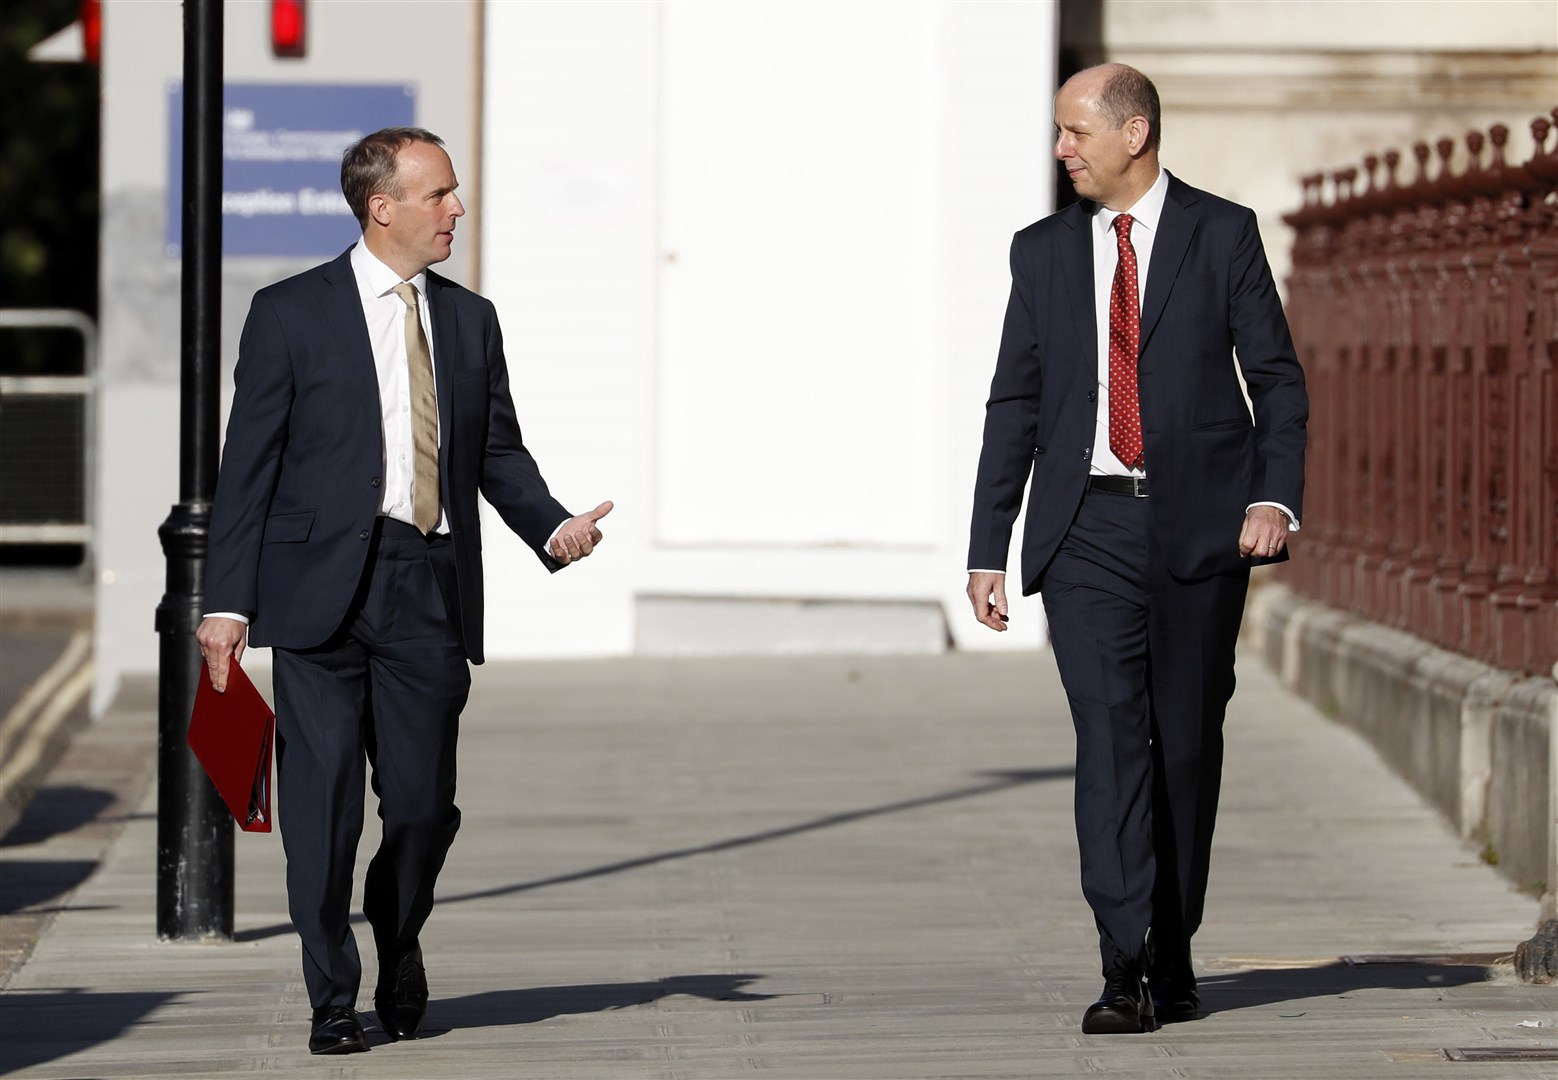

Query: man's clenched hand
left=1238, top=505, right=1289, bottom=559
left=195, top=616, right=248, bottom=693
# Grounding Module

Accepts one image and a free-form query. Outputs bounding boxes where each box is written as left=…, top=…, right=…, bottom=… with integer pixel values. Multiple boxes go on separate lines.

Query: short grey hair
left=1095, top=66, right=1161, bottom=152
left=340, top=127, right=445, bottom=228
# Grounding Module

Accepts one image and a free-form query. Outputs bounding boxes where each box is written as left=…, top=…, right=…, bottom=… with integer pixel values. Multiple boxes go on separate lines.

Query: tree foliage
left=1, top=0, right=101, bottom=375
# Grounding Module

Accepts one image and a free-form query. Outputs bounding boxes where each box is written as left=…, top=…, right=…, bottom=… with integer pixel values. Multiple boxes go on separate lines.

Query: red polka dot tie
left=1108, top=213, right=1143, bottom=470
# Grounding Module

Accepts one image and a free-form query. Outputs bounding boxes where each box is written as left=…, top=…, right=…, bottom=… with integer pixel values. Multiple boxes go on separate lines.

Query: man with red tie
left=966, top=64, right=1307, bottom=1033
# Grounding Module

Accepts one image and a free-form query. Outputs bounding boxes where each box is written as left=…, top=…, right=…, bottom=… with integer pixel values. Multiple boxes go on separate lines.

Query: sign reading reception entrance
left=166, top=83, right=415, bottom=257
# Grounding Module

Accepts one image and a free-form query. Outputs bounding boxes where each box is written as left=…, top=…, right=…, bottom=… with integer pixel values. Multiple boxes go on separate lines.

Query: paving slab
left=0, top=569, right=96, bottom=841
left=0, top=651, right=1552, bottom=1078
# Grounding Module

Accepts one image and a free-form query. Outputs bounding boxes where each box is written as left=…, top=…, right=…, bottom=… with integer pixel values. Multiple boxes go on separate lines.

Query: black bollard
left=154, top=0, right=230, bottom=941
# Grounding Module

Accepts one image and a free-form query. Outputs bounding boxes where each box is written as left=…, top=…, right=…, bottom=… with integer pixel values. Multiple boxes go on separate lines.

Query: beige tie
left=391, top=283, right=441, bottom=534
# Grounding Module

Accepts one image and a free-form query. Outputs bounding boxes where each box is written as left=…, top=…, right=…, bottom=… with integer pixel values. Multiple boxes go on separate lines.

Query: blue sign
left=167, top=83, right=416, bottom=258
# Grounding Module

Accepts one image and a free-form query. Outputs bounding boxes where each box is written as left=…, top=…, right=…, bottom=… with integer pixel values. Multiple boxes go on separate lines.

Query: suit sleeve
left=475, top=302, right=572, bottom=571
left=1228, top=207, right=1308, bottom=521
left=967, top=234, right=1044, bottom=571
left=204, top=292, right=296, bottom=617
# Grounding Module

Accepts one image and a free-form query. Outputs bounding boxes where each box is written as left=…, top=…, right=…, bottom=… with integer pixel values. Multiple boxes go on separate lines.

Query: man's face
left=380, top=141, right=465, bottom=272
left=1053, top=80, right=1137, bottom=209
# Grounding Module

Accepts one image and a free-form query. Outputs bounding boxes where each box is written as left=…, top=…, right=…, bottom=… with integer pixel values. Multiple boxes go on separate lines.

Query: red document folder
left=187, top=659, right=275, bottom=833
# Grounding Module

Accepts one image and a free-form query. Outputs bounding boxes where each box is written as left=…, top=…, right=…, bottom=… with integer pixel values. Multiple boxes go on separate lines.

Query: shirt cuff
left=968, top=569, right=1006, bottom=574
left=202, top=611, right=251, bottom=625
left=1246, top=501, right=1300, bottom=532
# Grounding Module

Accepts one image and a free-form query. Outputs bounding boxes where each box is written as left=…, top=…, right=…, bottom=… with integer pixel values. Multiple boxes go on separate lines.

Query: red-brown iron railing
left=1281, top=109, right=1558, bottom=677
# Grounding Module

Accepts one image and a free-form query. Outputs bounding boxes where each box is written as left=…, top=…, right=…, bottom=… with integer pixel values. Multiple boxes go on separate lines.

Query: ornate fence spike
left=1488, top=123, right=1509, bottom=166
left=1308, top=172, right=1325, bottom=206
left=1412, top=142, right=1432, bottom=189
left=1339, top=165, right=1358, bottom=204
left=1529, top=116, right=1556, bottom=182
left=1435, top=137, right=1457, bottom=199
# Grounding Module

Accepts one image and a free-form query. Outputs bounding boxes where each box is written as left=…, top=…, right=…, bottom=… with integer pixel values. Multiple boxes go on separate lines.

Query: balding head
left=1061, top=63, right=1161, bottom=152
left=1053, top=63, right=1161, bottom=210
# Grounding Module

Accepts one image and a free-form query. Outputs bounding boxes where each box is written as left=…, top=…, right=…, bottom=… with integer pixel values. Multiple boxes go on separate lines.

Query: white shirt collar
left=350, top=239, right=429, bottom=301
left=1094, top=166, right=1169, bottom=237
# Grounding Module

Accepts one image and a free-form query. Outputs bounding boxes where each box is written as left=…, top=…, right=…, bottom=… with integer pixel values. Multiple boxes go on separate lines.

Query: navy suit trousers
left=1041, top=486, right=1248, bottom=970
left=272, top=517, right=470, bottom=1008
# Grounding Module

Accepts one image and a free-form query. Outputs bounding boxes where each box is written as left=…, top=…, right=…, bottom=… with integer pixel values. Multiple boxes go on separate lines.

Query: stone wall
left=1247, top=582, right=1556, bottom=920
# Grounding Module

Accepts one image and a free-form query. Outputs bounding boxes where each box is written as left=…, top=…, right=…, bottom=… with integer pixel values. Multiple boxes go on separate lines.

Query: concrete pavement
left=0, top=650, right=1553, bottom=1078
left=0, top=569, right=94, bottom=842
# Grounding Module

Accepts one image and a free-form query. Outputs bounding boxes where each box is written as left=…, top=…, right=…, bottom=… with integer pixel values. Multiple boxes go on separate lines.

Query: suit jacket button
left=1087, top=390, right=1097, bottom=403
left=370, top=476, right=381, bottom=488
left=359, top=530, right=370, bottom=541
left=1082, top=447, right=1091, bottom=460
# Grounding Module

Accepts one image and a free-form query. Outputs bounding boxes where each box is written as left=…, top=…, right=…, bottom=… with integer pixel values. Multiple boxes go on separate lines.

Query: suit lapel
left=425, top=272, right=458, bottom=465
left=317, top=248, right=381, bottom=423
left=1138, top=178, right=1199, bottom=354
left=1058, top=202, right=1097, bottom=368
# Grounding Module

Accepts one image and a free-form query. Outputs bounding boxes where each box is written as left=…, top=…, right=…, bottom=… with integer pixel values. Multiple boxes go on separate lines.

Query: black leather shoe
left=1151, top=979, right=1201, bottom=1023
left=1081, top=954, right=1156, bottom=1034
left=375, top=943, right=429, bottom=1040
left=308, top=1006, right=366, bottom=1054
left=1150, top=947, right=1201, bottom=1023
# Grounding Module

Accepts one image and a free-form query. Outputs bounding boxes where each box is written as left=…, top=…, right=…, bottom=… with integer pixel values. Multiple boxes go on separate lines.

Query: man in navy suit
left=966, top=65, right=1307, bottom=1033
left=196, top=128, right=612, bottom=1053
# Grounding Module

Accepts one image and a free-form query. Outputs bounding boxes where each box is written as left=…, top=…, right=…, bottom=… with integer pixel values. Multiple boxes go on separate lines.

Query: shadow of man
left=0, top=988, right=183, bottom=1073
left=1197, top=957, right=1504, bottom=1018
left=411, top=973, right=776, bottom=1037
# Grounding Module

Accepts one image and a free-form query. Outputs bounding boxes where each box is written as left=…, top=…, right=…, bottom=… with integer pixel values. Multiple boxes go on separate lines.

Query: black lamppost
left=154, top=0, right=230, bottom=940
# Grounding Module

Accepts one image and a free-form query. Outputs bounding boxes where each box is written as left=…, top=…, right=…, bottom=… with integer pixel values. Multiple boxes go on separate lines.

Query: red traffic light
left=80, top=0, right=101, bottom=65
left=272, top=0, right=306, bottom=58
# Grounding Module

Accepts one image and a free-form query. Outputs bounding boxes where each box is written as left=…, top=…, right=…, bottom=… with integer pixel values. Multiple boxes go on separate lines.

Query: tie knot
left=392, top=282, right=419, bottom=309
left=1113, top=213, right=1134, bottom=244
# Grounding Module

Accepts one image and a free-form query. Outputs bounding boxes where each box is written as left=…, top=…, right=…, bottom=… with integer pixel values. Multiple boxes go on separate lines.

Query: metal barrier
left=0, top=309, right=97, bottom=561
left=1281, top=110, right=1558, bottom=676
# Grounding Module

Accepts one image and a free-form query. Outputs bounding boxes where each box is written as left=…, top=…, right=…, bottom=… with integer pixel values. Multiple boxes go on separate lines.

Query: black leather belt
left=378, top=517, right=451, bottom=543
left=1088, top=475, right=1149, bottom=498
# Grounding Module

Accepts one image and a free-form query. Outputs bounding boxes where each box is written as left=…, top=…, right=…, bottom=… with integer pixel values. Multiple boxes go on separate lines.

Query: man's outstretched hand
left=195, top=616, right=248, bottom=693
left=967, top=571, right=1009, bottom=632
left=550, top=500, right=614, bottom=565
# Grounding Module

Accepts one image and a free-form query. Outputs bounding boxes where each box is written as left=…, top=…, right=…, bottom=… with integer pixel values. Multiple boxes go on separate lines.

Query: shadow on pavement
left=424, top=973, right=774, bottom=1033
left=0, top=988, right=182, bottom=1074
left=1201, top=959, right=1499, bottom=1016
left=234, top=765, right=1074, bottom=944
left=1, top=784, right=116, bottom=848
left=0, top=860, right=97, bottom=916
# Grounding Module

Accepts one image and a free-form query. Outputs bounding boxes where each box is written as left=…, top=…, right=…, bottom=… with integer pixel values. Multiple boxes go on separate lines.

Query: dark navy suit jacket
left=968, top=175, right=1308, bottom=594
left=205, top=247, right=569, bottom=663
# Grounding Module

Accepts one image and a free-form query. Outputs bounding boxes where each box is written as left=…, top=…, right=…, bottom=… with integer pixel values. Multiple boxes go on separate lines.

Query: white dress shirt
left=352, top=241, right=448, bottom=533
left=1091, top=168, right=1168, bottom=478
